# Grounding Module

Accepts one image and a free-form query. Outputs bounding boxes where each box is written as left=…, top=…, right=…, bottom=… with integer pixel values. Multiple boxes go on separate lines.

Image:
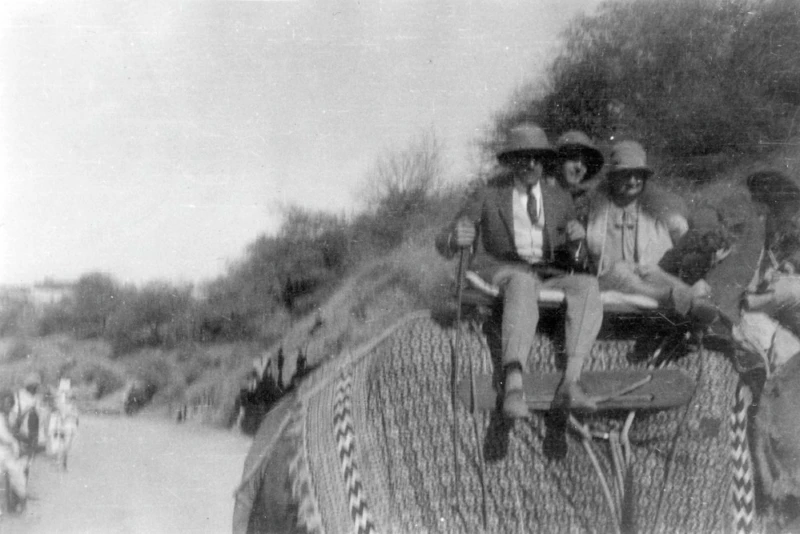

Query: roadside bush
left=71, top=360, right=126, bottom=399
left=0, top=300, right=36, bottom=338
left=4, top=340, right=32, bottom=363
left=38, top=305, right=74, bottom=336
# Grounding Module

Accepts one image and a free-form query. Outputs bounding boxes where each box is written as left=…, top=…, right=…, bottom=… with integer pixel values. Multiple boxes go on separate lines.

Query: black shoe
left=689, top=296, right=718, bottom=327
left=554, top=381, right=598, bottom=413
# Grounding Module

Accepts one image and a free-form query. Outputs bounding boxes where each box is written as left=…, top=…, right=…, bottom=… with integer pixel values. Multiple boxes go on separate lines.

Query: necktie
left=527, top=186, right=539, bottom=224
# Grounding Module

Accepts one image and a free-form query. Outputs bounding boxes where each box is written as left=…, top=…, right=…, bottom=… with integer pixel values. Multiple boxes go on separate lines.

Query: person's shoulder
left=585, top=179, right=612, bottom=208
left=641, top=183, right=688, bottom=219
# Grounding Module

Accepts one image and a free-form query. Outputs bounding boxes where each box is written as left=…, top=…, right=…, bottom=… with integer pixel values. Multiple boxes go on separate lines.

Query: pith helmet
left=497, top=123, right=556, bottom=164
left=607, top=141, right=653, bottom=178
left=556, top=130, right=604, bottom=180
left=24, top=373, right=41, bottom=389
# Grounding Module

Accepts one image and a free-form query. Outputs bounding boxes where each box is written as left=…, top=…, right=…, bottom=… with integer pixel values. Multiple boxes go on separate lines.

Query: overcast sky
left=0, top=0, right=604, bottom=287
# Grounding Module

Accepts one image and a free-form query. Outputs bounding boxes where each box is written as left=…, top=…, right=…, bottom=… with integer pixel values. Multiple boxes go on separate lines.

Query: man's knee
left=495, top=269, right=539, bottom=297
left=562, top=274, right=601, bottom=301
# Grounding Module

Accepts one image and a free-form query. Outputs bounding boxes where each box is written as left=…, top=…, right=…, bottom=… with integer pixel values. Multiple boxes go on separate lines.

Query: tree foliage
left=71, top=272, right=122, bottom=338
left=358, top=129, right=444, bottom=250
left=492, top=0, right=800, bottom=179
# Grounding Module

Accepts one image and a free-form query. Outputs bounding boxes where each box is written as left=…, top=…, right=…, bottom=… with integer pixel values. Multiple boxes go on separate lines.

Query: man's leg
left=734, top=311, right=800, bottom=371
left=492, top=267, right=540, bottom=418
left=547, top=274, right=603, bottom=410
left=600, top=262, right=671, bottom=302
left=604, top=262, right=717, bottom=325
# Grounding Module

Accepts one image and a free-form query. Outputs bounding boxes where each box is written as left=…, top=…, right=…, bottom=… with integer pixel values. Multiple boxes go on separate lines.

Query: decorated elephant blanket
left=234, top=310, right=751, bottom=534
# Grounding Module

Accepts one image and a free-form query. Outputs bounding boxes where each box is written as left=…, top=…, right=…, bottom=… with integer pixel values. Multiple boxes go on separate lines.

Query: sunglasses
left=610, top=171, right=646, bottom=182
left=505, top=154, right=546, bottom=167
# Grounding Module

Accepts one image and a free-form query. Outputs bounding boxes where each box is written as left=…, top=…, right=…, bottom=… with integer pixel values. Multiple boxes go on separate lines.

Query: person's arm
left=0, top=416, right=20, bottom=455
left=666, top=213, right=690, bottom=245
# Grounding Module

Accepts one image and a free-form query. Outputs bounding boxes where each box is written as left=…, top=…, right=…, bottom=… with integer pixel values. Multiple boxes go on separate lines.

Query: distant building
left=29, top=281, right=75, bottom=309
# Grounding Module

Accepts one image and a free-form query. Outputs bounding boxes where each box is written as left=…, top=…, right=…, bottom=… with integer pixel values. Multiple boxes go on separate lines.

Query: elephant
left=234, top=308, right=797, bottom=533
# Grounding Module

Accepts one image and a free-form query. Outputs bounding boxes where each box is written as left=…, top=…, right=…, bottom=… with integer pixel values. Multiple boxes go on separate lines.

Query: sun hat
left=556, top=130, right=604, bottom=180
left=607, top=140, right=653, bottom=178
left=497, top=123, right=556, bottom=164
left=746, top=170, right=800, bottom=209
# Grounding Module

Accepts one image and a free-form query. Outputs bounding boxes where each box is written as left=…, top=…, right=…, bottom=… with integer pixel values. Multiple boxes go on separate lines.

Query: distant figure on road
left=10, top=373, right=44, bottom=468
left=46, top=378, right=79, bottom=471
left=0, top=389, right=28, bottom=514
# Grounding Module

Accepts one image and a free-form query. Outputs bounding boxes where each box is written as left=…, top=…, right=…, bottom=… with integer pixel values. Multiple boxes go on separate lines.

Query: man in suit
left=436, top=123, right=603, bottom=418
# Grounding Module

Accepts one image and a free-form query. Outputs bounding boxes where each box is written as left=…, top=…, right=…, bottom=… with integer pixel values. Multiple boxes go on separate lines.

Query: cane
left=451, top=246, right=488, bottom=529
left=451, top=248, right=466, bottom=511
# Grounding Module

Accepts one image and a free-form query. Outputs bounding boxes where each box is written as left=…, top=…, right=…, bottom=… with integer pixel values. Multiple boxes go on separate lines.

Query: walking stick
left=451, top=248, right=466, bottom=509
left=452, top=247, right=488, bottom=530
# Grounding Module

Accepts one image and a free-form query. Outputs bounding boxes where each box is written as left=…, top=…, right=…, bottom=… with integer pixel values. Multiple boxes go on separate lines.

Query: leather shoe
left=554, top=381, right=598, bottom=413
left=502, top=388, right=529, bottom=419
left=689, top=296, right=718, bottom=327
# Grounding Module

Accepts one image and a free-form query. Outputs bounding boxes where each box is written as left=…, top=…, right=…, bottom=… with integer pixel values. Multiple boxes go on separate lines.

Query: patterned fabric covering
left=237, top=311, right=747, bottom=533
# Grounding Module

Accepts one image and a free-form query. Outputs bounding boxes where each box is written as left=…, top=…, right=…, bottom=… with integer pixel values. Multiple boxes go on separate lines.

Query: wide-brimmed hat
left=556, top=131, right=604, bottom=180
left=497, top=123, right=556, bottom=164
left=607, top=140, right=653, bottom=178
left=746, top=170, right=800, bottom=209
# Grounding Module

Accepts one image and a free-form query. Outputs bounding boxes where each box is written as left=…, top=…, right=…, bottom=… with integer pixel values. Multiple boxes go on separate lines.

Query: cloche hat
left=607, top=140, right=653, bottom=178
left=556, top=130, right=604, bottom=180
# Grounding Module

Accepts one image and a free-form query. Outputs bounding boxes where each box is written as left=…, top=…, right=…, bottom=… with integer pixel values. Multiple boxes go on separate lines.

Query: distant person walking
left=0, top=389, right=28, bottom=514
left=10, top=373, right=44, bottom=469
left=47, top=378, right=79, bottom=471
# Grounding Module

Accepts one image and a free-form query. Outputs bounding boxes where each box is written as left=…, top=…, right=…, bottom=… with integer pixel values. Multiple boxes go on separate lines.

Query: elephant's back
left=253, top=311, right=740, bottom=533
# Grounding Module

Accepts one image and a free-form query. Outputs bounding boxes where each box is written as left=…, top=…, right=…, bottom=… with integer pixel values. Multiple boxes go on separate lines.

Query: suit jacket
left=436, top=177, right=579, bottom=280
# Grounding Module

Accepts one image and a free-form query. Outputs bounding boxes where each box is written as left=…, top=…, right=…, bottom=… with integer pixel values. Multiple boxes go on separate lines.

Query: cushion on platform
left=464, top=270, right=660, bottom=313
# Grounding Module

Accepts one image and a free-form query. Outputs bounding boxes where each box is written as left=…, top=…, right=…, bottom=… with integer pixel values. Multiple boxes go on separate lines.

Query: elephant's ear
left=754, top=353, right=800, bottom=502
left=233, top=393, right=317, bottom=534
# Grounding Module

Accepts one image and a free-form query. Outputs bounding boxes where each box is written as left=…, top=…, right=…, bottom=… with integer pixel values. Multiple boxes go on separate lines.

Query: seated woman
left=731, top=170, right=800, bottom=371
left=585, top=140, right=716, bottom=324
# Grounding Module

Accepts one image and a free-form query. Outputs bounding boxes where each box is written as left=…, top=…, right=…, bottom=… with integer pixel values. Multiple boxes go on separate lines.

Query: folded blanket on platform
left=464, top=271, right=661, bottom=312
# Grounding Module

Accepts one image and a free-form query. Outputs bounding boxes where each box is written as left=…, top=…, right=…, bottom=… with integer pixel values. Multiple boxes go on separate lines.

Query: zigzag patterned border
left=730, top=379, right=755, bottom=534
left=334, top=371, right=376, bottom=534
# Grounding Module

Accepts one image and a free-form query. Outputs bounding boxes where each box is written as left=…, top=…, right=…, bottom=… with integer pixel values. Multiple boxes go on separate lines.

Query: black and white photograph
left=2, top=0, right=800, bottom=532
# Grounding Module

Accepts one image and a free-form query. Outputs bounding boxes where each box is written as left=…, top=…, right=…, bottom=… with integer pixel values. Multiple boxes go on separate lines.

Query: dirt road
left=2, top=414, right=252, bottom=534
